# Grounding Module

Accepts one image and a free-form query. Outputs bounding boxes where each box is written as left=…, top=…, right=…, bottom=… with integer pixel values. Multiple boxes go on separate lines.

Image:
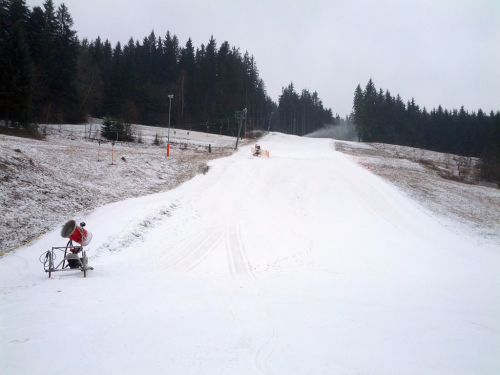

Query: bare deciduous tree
left=453, top=156, right=471, bottom=177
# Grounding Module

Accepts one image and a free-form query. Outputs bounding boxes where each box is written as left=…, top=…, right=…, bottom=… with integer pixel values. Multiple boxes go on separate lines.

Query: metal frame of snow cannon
left=42, top=222, right=94, bottom=278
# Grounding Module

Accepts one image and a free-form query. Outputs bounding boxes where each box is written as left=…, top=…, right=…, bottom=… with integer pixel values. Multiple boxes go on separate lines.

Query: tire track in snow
left=255, top=299, right=277, bottom=375
left=186, top=224, right=276, bottom=374
left=226, top=225, right=254, bottom=277
left=160, top=225, right=225, bottom=271
left=185, top=227, right=226, bottom=271
left=155, top=226, right=214, bottom=268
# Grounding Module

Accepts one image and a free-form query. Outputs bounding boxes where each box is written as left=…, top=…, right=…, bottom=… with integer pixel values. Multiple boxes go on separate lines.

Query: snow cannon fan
left=61, top=220, right=93, bottom=246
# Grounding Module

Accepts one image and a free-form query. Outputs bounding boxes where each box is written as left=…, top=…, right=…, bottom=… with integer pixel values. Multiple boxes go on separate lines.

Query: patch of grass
left=417, top=159, right=441, bottom=173
left=417, top=158, right=478, bottom=185
left=438, top=170, right=475, bottom=185
left=0, top=126, right=45, bottom=140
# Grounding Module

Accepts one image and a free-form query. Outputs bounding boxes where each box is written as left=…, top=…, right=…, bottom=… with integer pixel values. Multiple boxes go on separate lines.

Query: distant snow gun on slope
left=40, top=220, right=94, bottom=278
left=251, top=144, right=269, bottom=157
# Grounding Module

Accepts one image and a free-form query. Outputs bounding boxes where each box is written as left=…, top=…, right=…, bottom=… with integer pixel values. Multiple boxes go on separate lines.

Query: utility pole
left=235, top=108, right=246, bottom=149
left=167, top=94, right=173, bottom=156
left=181, top=71, right=185, bottom=116
left=245, top=60, right=253, bottom=139
left=245, top=72, right=248, bottom=138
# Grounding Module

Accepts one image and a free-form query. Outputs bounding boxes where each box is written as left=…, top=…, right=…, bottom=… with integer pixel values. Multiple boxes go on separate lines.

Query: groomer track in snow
left=1, top=133, right=499, bottom=375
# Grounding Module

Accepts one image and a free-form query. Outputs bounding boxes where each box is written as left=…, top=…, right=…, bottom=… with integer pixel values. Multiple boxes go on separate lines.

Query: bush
left=101, top=117, right=134, bottom=142
left=153, top=133, right=162, bottom=146
left=479, top=148, right=500, bottom=187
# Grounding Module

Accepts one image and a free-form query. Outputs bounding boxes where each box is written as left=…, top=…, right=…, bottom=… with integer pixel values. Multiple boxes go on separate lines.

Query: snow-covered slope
left=0, top=125, right=239, bottom=254
left=1, top=133, right=498, bottom=375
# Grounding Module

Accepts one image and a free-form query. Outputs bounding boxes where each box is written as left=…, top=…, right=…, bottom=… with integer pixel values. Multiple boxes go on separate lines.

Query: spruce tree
left=52, top=3, right=81, bottom=121
left=0, top=20, right=33, bottom=126
left=352, top=84, right=364, bottom=141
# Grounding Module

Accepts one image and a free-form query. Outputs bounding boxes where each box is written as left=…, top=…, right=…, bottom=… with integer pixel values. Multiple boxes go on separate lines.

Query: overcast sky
left=27, top=0, right=500, bottom=117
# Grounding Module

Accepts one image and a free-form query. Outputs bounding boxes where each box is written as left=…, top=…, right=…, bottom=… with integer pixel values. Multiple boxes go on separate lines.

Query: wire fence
left=39, top=122, right=248, bottom=151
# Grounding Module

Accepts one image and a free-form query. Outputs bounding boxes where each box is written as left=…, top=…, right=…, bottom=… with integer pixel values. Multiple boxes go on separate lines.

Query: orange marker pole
left=167, top=143, right=170, bottom=157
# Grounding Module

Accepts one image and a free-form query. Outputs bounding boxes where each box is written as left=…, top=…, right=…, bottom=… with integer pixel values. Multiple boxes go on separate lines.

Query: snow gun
left=251, top=144, right=269, bottom=157
left=40, top=220, right=94, bottom=278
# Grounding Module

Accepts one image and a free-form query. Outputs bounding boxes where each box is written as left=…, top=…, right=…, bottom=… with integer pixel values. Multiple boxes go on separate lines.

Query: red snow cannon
left=61, top=220, right=93, bottom=246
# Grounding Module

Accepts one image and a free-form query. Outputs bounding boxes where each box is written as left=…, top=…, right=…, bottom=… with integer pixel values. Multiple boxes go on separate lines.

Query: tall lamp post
left=167, top=94, right=174, bottom=144
left=235, top=108, right=247, bottom=149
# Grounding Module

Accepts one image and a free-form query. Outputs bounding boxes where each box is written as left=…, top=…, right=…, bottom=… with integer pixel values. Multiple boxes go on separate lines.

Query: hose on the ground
left=39, top=250, right=55, bottom=269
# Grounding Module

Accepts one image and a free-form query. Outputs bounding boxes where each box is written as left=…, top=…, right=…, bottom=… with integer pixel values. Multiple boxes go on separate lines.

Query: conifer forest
left=0, top=0, right=499, bottom=183
left=352, top=79, right=500, bottom=183
left=0, top=0, right=333, bottom=135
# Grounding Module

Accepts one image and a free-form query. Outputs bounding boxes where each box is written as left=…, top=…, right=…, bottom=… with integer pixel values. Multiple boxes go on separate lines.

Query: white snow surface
left=1, top=133, right=499, bottom=375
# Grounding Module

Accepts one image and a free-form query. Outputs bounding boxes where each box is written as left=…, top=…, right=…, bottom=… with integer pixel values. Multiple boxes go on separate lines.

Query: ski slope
left=1, top=133, right=498, bottom=375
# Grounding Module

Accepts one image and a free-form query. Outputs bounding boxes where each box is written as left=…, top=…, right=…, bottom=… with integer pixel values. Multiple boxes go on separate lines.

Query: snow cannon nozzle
left=61, top=219, right=93, bottom=246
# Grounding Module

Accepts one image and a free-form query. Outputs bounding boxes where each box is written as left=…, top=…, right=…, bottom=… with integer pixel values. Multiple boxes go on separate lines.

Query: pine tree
left=179, top=38, right=196, bottom=120
left=0, top=0, right=9, bottom=35
left=0, top=0, right=34, bottom=127
left=101, top=117, right=133, bottom=142
left=479, top=112, right=500, bottom=186
left=0, top=20, right=33, bottom=126
left=352, top=84, right=364, bottom=141
left=163, top=31, right=179, bottom=85
left=38, top=0, right=57, bottom=120
left=51, top=3, right=80, bottom=121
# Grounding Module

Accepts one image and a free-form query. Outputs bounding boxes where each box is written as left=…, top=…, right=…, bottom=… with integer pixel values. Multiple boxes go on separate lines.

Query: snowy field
left=334, top=141, right=500, bottom=246
left=1, top=132, right=499, bottom=374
